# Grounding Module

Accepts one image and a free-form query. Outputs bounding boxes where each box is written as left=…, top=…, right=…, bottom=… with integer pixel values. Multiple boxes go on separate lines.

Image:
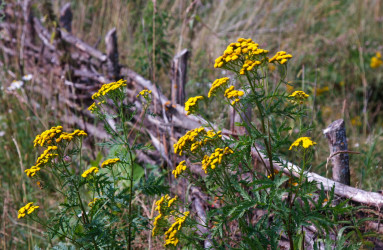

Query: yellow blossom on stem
left=33, top=126, right=63, bottom=147
left=202, top=147, right=234, bottom=173
left=164, top=211, right=190, bottom=247
left=18, top=202, right=39, bottom=219
left=172, top=161, right=187, bottom=179
left=91, top=79, right=127, bottom=100
left=81, top=167, right=99, bottom=178
left=136, top=89, right=152, bottom=98
left=184, top=96, right=204, bottom=115
left=269, top=51, right=293, bottom=65
left=371, top=52, right=383, bottom=69
left=289, top=90, right=309, bottom=104
left=152, top=195, right=178, bottom=237
left=289, top=137, right=316, bottom=150
left=224, top=86, right=245, bottom=105
left=101, top=158, right=120, bottom=168
left=208, top=77, right=230, bottom=98
left=88, top=198, right=100, bottom=207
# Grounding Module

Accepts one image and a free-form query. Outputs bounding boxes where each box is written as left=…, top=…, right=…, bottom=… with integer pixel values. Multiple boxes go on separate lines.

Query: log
left=250, top=148, right=383, bottom=208
left=323, top=119, right=350, bottom=185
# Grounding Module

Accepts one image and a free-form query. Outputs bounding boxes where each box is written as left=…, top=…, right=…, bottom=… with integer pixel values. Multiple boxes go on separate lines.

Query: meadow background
left=1, top=0, right=383, bottom=248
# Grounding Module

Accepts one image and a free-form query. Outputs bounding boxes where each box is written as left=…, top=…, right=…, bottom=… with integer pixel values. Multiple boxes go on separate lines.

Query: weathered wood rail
left=1, top=1, right=383, bottom=248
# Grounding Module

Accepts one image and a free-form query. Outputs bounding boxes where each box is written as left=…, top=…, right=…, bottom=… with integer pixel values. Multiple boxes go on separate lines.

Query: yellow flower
left=351, top=116, right=362, bottom=127
left=370, top=52, right=383, bottom=69
left=269, top=51, right=293, bottom=65
left=173, top=127, right=221, bottom=156
left=315, top=86, right=329, bottom=96
left=88, top=198, right=100, bottom=207
left=288, top=90, right=309, bottom=104
left=18, top=202, right=39, bottom=219
left=224, top=86, right=244, bottom=105
left=289, top=137, right=316, bottom=150
left=202, top=147, right=234, bottom=173
left=33, top=126, right=63, bottom=147
left=152, top=195, right=178, bottom=237
left=208, top=77, right=230, bottom=98
left=164, top=211, right=190, bottom=247
left=81, top=167, right=99, bottom=178
left=136, top=89, right=152, bottom=98
left=184, top=96, right=203, bottom=115
left=101, top=158, right=120, bottom=168
left=172, top=161, right=187, bottom=179
left=214, top=38, right=268, bottom=71
left=91, top=79, right=127, bottom=99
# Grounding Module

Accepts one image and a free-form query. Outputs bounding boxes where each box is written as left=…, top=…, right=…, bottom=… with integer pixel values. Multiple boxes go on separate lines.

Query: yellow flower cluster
left=371, top=52, right=383, bottom=69
left=208, top=77, right=230, bottom=98
left=25, top=146, right=58, bottom=177
left=33, top=126, right=87, bottom=147
left=289, top=137, right=316, bottom=150
left=164, top=211, right=190, bottom=247
left=91, top=79, right=127, bottom=100
left=18, top=202, right=39, bottom=219
left=224, top=86, right=245, bottom=105
left=88, top=101, right=106, bottom=113
left=214, top=38, right=268, bottom=69
left=33, top=126, right=63, bottom=147
left=55, top=129, right=87, bottom=143
left=289, top=90, right=309, bottom=104
left=101, top=158, right=120, bottom=168
left=88, top=102, right=97, bottom=112
left=136, top=89, right=152, bottom=98
left=88, top=198, right=100, bottom=207
left=269, top=51, right=293, bottom=65
left=152, top=195, right=178, bottom=237
left=202, top=147, right=234, bottom=173
left=173, top=127, right=222, bottom=156
left=239, top=59, right=262, bottom=75
left=172, top=160, right=187, bottom=179
left=184, top=96, right=204, bottom=115
left=81, top=166, right=99, bottom=178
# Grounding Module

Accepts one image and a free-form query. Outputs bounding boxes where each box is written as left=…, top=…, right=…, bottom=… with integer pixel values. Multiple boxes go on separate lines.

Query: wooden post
left=171, top=49, right=189, bottom=105
left=105, top=28, right=120, bottom=80
left=60, top=3, right=73, bottom=33
left=323, top=119, right=350, bottom=185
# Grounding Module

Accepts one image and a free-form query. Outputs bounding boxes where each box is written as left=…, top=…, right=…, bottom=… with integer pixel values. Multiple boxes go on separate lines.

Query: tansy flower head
left=214, top=38, right=269, bottom=74
left=164, top=211, right=190, bottom=247
left=172, top=161, right=187, bottom=179
left=33, top=126, right=63, bottom=147
left=269, top=51, right=293, bottom=65
left=101, top=158, right=120, bottom=168
left=370, top=52, right=383, bottom=69
left=152, top=195, right=178, bottom=237
left=208, top=77, right=230, bottom=98
left=18, top=202, right=39, bottom=219
left=289, top=137, right=316, bottom=150
left=91, top=79, right=127, bottom=100
left=81, top=167, right=99, bottom=178
left=136, top=89, right=152, bottom=98
left=184, top=96, right=203, bottom=115
left=88, top=198, right=100, bottom=207
left=289, top=90, right=309, bottom=105
left=173, top=127, right=221, bottom=156
left=224, top=86, right=245, bottom=105
left=202, top=147, right=234, bottom=173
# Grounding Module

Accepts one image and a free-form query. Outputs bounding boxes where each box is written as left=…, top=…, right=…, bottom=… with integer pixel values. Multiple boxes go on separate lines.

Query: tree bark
left=323, top=119, right=350, bottom=185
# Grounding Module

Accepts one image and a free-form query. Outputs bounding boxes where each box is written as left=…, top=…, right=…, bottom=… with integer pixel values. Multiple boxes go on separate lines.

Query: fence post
left=171, top=49, right=189, bottom=105
left=60, top=3, right=72, bottom=33
left=105, top=28, right=120, bottom=80
left=323, top=119, right=350, bottom=185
